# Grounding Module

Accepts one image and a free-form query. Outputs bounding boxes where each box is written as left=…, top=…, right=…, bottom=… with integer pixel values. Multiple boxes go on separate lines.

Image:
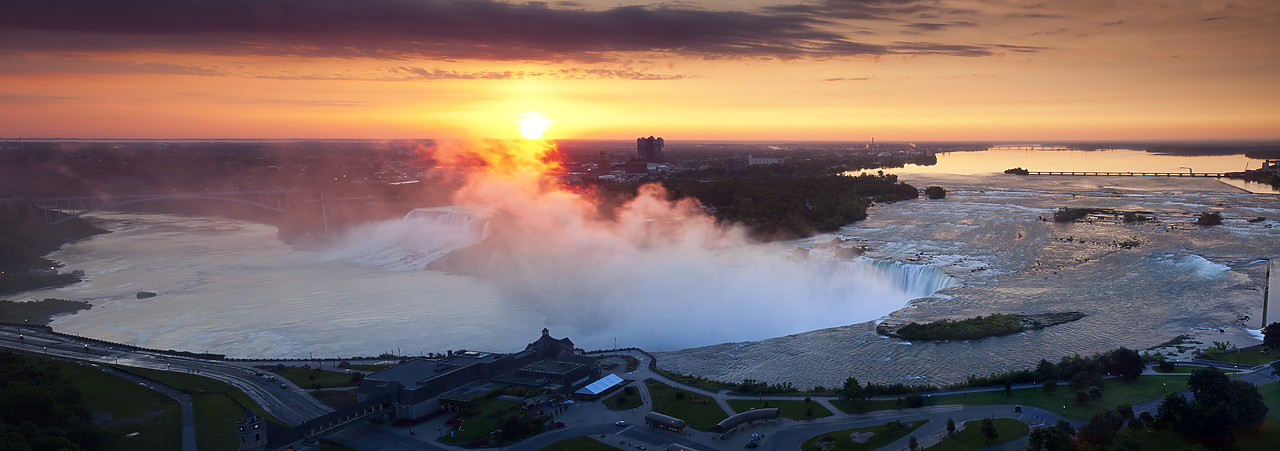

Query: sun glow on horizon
left=517, top=112, right=553, bottom=140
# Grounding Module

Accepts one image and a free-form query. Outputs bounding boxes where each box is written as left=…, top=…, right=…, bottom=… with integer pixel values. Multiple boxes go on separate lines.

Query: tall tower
left=236, top=414, right=267, bottom=451
left=637, top=136, right=664, bottom=163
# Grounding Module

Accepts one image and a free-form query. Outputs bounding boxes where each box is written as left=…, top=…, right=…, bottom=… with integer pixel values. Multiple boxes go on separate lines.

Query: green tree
left=980, top=417, right=998, bottom=443
left=1105, top=347, right=1144, bottom=380
left=1042, top=379, right=1057, bottom=394
left=839, top=376, right=865, bottom=405
left=908, top=435, right=918, bottom=451
left=1263, top=322, right=1280, bottom=348
left=946, top=417, right=956, bottom=435
left=1036, top=358, right=1057, bottom=380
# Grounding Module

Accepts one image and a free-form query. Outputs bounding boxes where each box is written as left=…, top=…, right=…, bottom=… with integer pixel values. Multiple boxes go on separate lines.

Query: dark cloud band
left=1, top=0, right=1036, bottom=61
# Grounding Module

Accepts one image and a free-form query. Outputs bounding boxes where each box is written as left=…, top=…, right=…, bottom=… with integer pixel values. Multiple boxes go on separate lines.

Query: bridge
left=29, top=190, right=311, bottom=225
left=1026, top=171, right=1239, bottom=177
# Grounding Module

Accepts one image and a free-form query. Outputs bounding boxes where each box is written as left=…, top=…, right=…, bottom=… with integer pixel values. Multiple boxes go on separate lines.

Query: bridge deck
left=1026, top=171, right=1231, bottom=177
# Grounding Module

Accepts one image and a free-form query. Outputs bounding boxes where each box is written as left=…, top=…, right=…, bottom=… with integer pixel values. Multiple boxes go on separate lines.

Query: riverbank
left=0, top=298, right=92, bottom=325
left=0, top=208, right=106, bottom=295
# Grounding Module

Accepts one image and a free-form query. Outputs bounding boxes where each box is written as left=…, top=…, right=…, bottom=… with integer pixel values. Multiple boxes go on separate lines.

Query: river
left=12, top=148, right=1280, bottom=385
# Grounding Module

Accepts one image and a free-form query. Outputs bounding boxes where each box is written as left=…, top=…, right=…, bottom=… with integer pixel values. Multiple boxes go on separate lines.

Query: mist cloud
left=328, top=140, right=956, bottom=350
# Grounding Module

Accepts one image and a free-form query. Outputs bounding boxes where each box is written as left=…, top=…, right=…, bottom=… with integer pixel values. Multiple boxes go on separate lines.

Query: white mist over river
left=13, top=148, right=1280, bottom=385
left=17, top=211, right=956, bottom=356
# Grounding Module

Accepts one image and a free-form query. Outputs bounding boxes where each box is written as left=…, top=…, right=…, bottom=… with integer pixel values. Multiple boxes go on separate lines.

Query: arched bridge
left=30, top=190, right=311, bottom=225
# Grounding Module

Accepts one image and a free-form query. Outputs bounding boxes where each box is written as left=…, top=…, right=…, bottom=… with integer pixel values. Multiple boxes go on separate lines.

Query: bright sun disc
left=517, top=112, right=553, bottom=140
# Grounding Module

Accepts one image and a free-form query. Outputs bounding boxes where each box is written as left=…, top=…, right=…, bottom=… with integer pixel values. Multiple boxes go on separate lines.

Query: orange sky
left=0, top=0, right=1277, bottom=141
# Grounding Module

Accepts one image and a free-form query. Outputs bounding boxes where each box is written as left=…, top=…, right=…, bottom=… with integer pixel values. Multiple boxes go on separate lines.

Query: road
left=0, top=324, right=332, bottom=425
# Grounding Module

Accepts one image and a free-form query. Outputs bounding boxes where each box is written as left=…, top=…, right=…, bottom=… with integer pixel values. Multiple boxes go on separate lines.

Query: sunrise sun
left=517, top=112, right=553, bottom=140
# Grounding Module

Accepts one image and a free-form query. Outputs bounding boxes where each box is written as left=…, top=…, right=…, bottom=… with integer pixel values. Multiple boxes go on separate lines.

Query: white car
left=615, top=420, right=627, bottom=426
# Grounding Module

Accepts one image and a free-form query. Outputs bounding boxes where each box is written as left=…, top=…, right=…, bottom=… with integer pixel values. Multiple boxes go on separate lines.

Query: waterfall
left=324, top=206, right=491, bottom=270
left=864, top=257, right=960, bottom=297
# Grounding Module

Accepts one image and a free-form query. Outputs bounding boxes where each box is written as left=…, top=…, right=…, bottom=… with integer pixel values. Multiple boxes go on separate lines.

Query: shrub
left=1089, top=386, right=1103, bottom=399
left=1196, top=212, right=1223, bottom=225
left=1043, top=379, right=1058, bottom=394
left=1053, top=207, right=1091, bottom=222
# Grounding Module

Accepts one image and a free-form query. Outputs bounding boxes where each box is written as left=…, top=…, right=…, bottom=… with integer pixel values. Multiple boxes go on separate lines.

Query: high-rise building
left=637, top=136, right=664, bottom=163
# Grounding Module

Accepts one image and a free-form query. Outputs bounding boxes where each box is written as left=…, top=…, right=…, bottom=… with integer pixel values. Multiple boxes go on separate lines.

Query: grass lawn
left=603, top=384, right=643, bottom=411
left=800, top=420, right=927, bottom=450
left=1200, top=348, right=1278, bottom=366
left=312, top=390, right=359, bottom=409
left=51, top=360, right=182, bottom=450
left=1153, top=364, right=1238, bottom=374
left=928, top=376, right=1190, bottom=420
left=726, top=399, right=833, bottom=420
left=346, top=363, right=394, bottom=372
left=925, top=418, right=1028, bottom=450
left=124, top=366, right=284, bottom=451
left=275, top=366, right=356, bottom=389
left=539, top=435, right=621, bottom=451
left=829, top=398, right=900, bottom=414
left=645, top=380, right=729, bottom=431
left=438, top=396, right=524, bottom=444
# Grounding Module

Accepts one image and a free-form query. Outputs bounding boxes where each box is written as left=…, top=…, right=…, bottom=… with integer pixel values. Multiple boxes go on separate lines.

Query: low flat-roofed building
left=357, top=328, right=598, bottom=420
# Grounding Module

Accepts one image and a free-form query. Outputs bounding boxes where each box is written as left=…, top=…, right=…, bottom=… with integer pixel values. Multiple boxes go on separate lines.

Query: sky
left=1, top=0, right=1277, bottom=141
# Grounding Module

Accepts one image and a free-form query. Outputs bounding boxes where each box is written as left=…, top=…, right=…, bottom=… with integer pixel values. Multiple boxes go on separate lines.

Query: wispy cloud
left=0, top=92, right=82, bottom=104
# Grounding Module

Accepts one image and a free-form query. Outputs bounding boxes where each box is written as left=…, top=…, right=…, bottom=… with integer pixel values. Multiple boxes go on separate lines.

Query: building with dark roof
left=356, top=328, right=599, bottom=421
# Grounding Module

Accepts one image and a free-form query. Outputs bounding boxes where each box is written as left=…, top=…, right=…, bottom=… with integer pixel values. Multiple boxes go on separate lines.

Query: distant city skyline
left=0, top=0, right=1277, bottom=141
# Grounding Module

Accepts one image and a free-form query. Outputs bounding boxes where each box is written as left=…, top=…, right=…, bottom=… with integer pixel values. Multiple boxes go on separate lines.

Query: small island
left=876, top=312, right=1087, bottom=341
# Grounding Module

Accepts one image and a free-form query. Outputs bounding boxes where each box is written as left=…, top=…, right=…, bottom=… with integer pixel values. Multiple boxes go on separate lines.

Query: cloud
left=254, top=66, right=688, bottom=81
left=0, top=57, right=228, bottom=76
left=1028, top=27, right=1069, bottom=36
left=823, top=76, right=873, bottom=82
left=0, top=0, right=1037, bottom=62
left=0, top=92, right=82, bottom=104
left=904, top=22, right=977, bottom=33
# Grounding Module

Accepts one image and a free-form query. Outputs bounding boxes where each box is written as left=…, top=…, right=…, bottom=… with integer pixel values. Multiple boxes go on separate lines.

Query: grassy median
left=645, top=380, right=729, bottom=431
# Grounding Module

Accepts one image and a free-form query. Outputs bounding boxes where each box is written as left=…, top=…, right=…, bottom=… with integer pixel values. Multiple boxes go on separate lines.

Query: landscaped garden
left=274, top=365, right=361, bottom=390
left=645, top=380, right=729, bottom=431
left=926, top=418, right=1027, bottom=450
left=1199, top=347, right=1278, bottom=366
left=726, top=398, right=833, bottom=420
left=439, top=385, right=548, bottom=447
left=927, top=375, right=1190, bottom=420
left=602, top=383, right=643, bottom=411
left=801, top=419, right=927, bottom=450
